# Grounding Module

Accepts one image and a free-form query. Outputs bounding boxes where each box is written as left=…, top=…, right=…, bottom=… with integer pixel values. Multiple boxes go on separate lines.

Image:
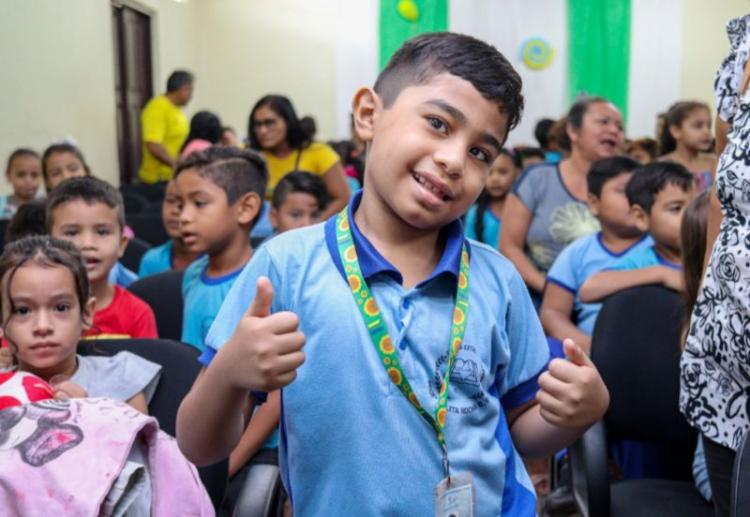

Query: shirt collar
left=325, top=191, right=467, bottom=287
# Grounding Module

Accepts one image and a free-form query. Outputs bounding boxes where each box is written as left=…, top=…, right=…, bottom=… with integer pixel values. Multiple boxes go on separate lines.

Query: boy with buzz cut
left=176, top=146, right=267, bottom=351
left=47, top=177, right=158, bottom=339
left=580, top=161, right=696, bottom=303
left=177, top=33, right=609, bottom=515
left=541, top=156, right=651, bottom=354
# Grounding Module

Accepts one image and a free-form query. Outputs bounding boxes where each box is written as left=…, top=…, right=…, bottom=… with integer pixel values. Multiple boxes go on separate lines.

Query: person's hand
left=536, top=339, right=609, bottom=429
left=661, top=267, right=686, bottom=293
left=214, top=277, right=306, bottom=392
left=52, top=380, right=88, bottom=400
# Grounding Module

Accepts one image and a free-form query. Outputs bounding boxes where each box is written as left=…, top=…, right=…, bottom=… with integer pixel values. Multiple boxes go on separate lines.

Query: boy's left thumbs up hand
left=536, top=339, right=609, bottom=429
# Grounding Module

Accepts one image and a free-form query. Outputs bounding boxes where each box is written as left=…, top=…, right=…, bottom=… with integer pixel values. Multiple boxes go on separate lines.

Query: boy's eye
left=12, top=306, right=30, bottom=316
left=427, top=116, right=448, bottom=134
left=55, top=303, right=71, bottom=312
left=96, top=228, right=112, bottom=236
left=63, top=229, right=79, bottom=237
left=470, top=147, right=491, bottom=164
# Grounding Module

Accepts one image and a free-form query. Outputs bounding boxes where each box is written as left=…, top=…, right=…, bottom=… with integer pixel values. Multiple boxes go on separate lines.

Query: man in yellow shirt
left=138, top=70, right=194, bottom=183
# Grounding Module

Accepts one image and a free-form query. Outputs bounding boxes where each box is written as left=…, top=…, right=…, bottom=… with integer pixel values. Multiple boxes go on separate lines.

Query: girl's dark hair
left=0, top=236, right=90, bottom=341
left=659, top=101, right=710, bottom=155
left=5, top=148, right=40, bottom=177
left=41, top=142, right=91, bottom=182
left=473, top=149, right=516, bottom=244
left=6, top=199, right=47, bottom=243
left=182, top=111, right=223, bottom=151
left=626, top=138, right=660, bottom=161
left=680, top=191, right=710, bottom=347
left=248, top=95, right=311, bottom=152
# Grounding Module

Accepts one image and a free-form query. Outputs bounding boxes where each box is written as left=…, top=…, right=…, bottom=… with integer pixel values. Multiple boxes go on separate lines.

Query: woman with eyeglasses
left=248, top=95, right=350, bottom=220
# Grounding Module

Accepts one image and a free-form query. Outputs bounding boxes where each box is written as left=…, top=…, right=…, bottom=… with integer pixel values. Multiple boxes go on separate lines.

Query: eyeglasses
left=253, top=118, right=279, bottom=130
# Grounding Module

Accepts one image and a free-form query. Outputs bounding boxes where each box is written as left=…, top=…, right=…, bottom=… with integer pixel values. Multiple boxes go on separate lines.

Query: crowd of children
left=0, top=25, right=743, bottom=517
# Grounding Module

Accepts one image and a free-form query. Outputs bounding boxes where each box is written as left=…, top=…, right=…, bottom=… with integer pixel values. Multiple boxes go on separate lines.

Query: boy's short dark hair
left=534, top=118, right=555, bottom=149
left=45, top=176, right=125, bottom=231
left=6, top=199, right=47, bottom=243
left=625, top=161, right=694, bottom=213
left=167, top=70, right=194, bottom=92
left=587, top=156, right=640, bottom=197
left=373, top=32, right=524, bottom=134
left=175, top=146, right=268, bottom=227
left=272, top=171, right=328, bottom=210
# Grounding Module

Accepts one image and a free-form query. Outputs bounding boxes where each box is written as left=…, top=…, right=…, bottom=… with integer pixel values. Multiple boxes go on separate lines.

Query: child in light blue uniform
left=177, top=33, right=610, bottom=516
left=464, top=148, right=518, bottom=248
left=176, top=147, right=267, bottom=352
left=542, top=157, right=650, bottom=356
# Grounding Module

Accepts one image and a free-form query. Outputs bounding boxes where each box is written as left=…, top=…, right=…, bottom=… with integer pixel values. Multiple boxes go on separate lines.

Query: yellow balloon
left=397, top=0, right=420, bottom=22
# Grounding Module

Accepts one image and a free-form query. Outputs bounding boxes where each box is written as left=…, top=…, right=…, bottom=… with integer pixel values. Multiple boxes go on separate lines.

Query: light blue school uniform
left=138, top=240, right=173, bottom=278
left=108, top=261, right=138, bottom=288
left=547, top=233, right=652, bottom=335
left=201, top=192, right=550, bottom=516
left=464, top=204, right=501, bottom=248
left=610, top=243, right=682, bottom=271
left=180, top=255, right=246, bottom=351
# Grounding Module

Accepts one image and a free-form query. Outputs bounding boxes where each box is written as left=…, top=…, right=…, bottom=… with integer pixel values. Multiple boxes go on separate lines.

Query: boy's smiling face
left=354, top=73, right=508, bottom=232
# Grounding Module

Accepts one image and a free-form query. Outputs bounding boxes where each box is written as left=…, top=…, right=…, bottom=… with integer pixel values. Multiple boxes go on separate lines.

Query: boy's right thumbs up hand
left=216, top=277, right=306, bottom=392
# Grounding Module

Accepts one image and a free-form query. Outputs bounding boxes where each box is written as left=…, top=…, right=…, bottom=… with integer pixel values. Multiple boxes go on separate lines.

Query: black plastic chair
left=569, top=285, right=713, bottom=517
left=121, top=236, right=152, bottom=272
left=122, top=190, right=149, bottom=215
left=128, top=270, right=184, bottom=341
left=122, top=182, right=167, bottom=204
left=77, top=338, right=227, bottom=508
left=127, top=213, right=169, bottom=247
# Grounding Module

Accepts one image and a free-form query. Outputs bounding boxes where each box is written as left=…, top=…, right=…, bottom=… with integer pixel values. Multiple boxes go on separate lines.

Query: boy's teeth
left=416, top=174, right=441, bottom=196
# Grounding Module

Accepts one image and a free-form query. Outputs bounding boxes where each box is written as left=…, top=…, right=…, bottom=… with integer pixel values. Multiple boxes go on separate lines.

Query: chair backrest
left=128, top=270, right=184, bottom=341
left=77, top=338, right=227, bottom=507
left=122, top=190, right=149, bottom=215
left=126, top=213, right=169, bottom=246
left=591, top=285, right=696, bottom=446
left=121, top=236, right=152, bottom=272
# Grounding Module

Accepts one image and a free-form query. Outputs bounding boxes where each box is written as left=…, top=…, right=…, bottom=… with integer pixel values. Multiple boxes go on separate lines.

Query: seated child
left=269, top=171, right=328, bottom=234
left=178, top=146, right=267, bottom=351
left=541, top=156, right=649, bottom=354
left=138, top=179, right=200, bottom=278
left=41, top=142, right=90, bottom=192
left=464, top=148, right=519, bottom=247
left=626, top=137, right=658, bottom=165
left=1, top=149, right=42, bottom=220
left=0, top=236, right=160, bottom=413
left=46, top=177, right=158, bottom=339
left=5, top=199, right=47, bottom=243
left=177, top=33, right=610, bottom=515
left=580, top=161, right=696, bottom=303
left=679, top=192, right=712, bottom=502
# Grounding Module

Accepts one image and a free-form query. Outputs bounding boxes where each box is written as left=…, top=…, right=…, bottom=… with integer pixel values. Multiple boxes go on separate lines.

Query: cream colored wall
left=192, top=0, right=338, bottom=143
left=680, top=0, right=748, bottom=112
left=0, top=1, right=118, bottom=192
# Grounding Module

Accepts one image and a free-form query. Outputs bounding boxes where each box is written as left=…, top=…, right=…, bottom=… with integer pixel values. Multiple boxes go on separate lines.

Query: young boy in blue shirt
left=580, top=161, right=695, bottom=303
left=541, top=156, right=650, bottom=354
left=177, top=33, right=609, bottom=516
left=177, top=146, right=267, bottom=351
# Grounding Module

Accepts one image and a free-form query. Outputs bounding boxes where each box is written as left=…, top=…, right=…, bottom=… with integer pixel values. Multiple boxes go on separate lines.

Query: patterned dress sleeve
left=715, top=14, right=750, bottom=123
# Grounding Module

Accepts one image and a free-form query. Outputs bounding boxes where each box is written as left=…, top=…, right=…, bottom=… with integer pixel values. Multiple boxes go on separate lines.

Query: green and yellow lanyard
left=335, top=208, right=470, bottom=479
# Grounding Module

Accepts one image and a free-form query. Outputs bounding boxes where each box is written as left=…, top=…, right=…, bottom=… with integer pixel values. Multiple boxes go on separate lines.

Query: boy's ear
left=117, top=234, right=128, bottom=259
left=235, top=192, right=262, bottom=226
left=351, top=87, right=381, bottom=143
left=631, top=204, right=650, bottom=233
left=587, top=193, right=600, bottom=217
left=82, top=296, right=96, bottom=330
left=269, top=207, right=279, bottom=230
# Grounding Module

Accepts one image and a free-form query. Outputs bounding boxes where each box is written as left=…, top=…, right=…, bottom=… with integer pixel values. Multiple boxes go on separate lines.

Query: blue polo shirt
left=547, top=233, right=652, bottom=334
left=609, top=243, right=682, bottom=271
left=138, top=240, right=173, bottom=278
left=201, top=193, right=550, bottom=516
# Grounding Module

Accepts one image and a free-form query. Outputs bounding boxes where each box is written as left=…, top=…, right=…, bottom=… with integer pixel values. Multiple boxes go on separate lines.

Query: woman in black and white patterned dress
left=680, top=14, right=750, bottom=516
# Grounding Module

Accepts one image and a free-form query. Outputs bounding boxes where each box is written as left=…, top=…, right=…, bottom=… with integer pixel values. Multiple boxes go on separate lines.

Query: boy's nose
left=434, top=142, right=464, bottom=177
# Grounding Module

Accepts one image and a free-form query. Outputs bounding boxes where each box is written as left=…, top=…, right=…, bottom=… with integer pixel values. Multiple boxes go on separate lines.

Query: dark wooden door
left=112, top=5, right=153, bottom=184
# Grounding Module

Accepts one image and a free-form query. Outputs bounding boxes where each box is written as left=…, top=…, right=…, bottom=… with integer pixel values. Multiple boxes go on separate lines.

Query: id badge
left=435, top=472, right=475, bottom=517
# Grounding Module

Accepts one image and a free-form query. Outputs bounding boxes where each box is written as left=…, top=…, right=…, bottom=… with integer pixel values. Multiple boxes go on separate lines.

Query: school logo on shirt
left=431, top=343, right=489, bottom=416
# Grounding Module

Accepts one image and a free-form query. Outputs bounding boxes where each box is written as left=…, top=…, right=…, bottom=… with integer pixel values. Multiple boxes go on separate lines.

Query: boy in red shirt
left=47, top=177, right=157, bottom=339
